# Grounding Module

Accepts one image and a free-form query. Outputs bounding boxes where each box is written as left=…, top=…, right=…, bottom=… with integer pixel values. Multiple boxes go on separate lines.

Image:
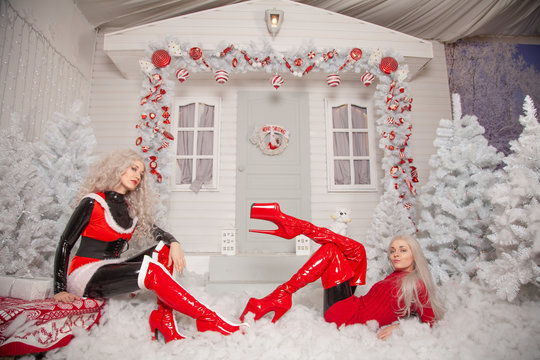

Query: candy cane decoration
left=140, top=74, right=163, bottom=105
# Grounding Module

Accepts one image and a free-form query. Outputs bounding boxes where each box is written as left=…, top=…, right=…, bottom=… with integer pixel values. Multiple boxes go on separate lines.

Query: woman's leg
left=240, top=243, right=355, bottom=323
left=82, top=243, right=159, bottom=298
left=323, top=283, right=355, bottom=314
left=250, top=203, right=367, bottom=287
left=83, top=242, right=242, bottom=341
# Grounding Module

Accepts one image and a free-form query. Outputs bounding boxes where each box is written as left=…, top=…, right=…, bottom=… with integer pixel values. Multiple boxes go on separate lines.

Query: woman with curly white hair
left=53, top=149, right=243, bottom=342
left=240, top=203, right=444, bottom=340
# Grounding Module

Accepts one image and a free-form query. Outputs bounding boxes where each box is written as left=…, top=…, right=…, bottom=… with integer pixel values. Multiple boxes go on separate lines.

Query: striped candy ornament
left=214, top=70, right=229, bottom=84
left=327, top=74, right=341, bottom=87
left=271, top=74, right=284, bottom=89
left=361, top=72, right=375, bottom=86
left=176, top=68, right=190, bottom=83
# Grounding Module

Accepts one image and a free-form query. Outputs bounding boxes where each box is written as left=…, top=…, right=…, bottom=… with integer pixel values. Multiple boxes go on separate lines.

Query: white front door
left=236, top=91, right=311, bottom=253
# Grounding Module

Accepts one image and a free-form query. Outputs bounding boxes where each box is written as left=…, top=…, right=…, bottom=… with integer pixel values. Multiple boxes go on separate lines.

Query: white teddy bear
left=328, top=208, right=351, bottom=236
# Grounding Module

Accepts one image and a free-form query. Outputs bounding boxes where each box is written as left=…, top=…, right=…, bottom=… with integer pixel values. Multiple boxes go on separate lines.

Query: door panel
left=236, top=91, right=311, bottom=253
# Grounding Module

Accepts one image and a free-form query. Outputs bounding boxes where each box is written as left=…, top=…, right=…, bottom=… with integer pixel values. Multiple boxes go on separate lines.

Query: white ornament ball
left=327, top=74, right=341, bottom=87
left=176, top=68, right=190, bottom=83
left=214, top=70, right=229, bottom=84
left=271, top=74, right=284, bottom=90
left=361, top=72, right=375, bottom=87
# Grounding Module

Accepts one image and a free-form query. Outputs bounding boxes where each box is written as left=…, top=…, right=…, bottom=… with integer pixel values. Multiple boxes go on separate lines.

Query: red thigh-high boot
left=148, top=242, right=185, bottom=342
left=249, top=203, right=367, bottom=287
left=139, top=255, right=245, bottom=336
left=240, top=243, right=354, bottom=323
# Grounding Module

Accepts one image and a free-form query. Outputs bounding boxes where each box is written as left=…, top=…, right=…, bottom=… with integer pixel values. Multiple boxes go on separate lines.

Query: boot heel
left=271, top=307, right=288, bottom=323
left=240, top=297, right=291, bottom=323
left=249, top=228, right=290, bottom=238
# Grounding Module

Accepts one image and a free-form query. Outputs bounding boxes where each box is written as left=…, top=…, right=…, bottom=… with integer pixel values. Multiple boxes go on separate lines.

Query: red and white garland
left=137, top=40, right=418, bottom=213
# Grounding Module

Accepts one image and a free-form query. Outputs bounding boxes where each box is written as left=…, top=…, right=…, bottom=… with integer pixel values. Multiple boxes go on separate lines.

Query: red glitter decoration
left=189, top=47, right=202, bottom=60
left=380, top=57, right=398, bottom=74
left=294, top=58, right=303, bottom=67
left=151, top=50, right=171, bottom=68
left=350, top=48, right=362, bottom=61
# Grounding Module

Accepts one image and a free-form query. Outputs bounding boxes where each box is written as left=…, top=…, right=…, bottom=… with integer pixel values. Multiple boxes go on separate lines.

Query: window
left=172, top=98, right=220, bottom=191
left=326, top=100, right=377, bottom=191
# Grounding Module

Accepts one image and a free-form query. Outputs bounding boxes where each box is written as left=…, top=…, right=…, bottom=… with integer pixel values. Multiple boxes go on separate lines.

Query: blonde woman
left=53, top=149, right=243, bottom=342
left=240, top=203, right=443, bottom=340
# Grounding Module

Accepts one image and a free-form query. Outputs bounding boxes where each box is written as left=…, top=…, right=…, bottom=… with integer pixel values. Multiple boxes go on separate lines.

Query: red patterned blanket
left=0, top=296, right=104, bottom=356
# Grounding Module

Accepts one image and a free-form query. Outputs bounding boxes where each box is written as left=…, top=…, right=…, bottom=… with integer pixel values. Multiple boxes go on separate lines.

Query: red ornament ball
left=189, top=47, right=202, bottom=60
left=380, top=57, right=398, bottom=74
left=151, top=50, right=171, bottom=68
left=350, top=48, right=362, bottom=61
left=327, top=74, right=341, bottom=87
left=294, top=58, right=303, bottom=67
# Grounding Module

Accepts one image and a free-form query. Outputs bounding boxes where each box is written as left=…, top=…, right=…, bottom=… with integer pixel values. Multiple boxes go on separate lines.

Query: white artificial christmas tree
left=33, top=101, right=97, bottom=243
left=0, top=116, right=57, bottom=276
left=417, top=94, right=504, bottom=283
left=478, top=95, right=540, bottom=301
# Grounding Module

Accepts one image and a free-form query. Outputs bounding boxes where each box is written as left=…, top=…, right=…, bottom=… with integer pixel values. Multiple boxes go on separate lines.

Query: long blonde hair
left=389, top=234, right=445, bottom=321
left=76, top=149, right=157, bottom=246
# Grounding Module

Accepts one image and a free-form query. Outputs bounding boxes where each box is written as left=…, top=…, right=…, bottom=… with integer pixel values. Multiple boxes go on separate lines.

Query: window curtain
left=177, top=103, right=194, bottom=185
left=332, top=105, right=370, bottom=185
left=190, top=104, right=214, bottom=192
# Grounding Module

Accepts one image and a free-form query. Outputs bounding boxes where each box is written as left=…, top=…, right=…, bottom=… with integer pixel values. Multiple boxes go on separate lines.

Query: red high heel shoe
left=240, top=285, right=293, bottom=323
left=249, top=203, right=303, bottom=239
left=149, top=303, right=186, bottom=342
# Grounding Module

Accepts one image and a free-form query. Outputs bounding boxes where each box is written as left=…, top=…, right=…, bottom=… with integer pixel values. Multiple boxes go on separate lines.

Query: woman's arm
left=152, top=226, right=186, bottom=273
left=53, top=198, right=94, bottom=297
left=377, top=323, right=399, bottom=340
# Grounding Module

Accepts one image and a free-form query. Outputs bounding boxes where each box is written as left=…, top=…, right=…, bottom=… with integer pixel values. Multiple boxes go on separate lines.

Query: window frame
left=170, top=97, right=221, bottom=192
left=325, top=98, right=378, bottom=192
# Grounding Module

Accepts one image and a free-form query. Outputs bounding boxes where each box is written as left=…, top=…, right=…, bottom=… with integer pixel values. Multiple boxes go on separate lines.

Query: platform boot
left=240, top=243, right=354, bottom=323
left=139, top=254, right=245, bottom=336
left=249, top=203, right=367, bottom=286
left=148, top=242, right=185, bottom=342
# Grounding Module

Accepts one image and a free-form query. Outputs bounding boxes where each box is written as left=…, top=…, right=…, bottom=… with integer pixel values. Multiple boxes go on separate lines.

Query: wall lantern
left=265, top=8, right=284, bottom=36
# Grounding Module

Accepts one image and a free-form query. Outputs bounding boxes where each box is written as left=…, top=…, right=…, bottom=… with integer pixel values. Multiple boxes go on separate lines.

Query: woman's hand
left=169, top=242, right=186, bottom=274
left=377, top=323, right=399, bottom=340
left=54, top=291, right=80, bottom=303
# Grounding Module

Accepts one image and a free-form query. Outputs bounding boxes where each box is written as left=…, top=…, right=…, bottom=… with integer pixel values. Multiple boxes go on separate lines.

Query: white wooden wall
left=90, top=34, right=451, bottom=253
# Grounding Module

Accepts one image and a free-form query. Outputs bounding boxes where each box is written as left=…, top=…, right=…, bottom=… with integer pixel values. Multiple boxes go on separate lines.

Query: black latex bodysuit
left=53, top=191, right=176, bottom=298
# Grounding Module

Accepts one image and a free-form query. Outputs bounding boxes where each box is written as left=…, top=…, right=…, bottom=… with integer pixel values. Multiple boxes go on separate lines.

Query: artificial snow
left=24, top=271, right=540, bottom=360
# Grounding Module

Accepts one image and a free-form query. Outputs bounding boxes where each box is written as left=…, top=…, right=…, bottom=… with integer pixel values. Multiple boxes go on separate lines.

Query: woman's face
left=115, top=160, right=145, bottom=194
left=389, top=238, right=415, bottom=272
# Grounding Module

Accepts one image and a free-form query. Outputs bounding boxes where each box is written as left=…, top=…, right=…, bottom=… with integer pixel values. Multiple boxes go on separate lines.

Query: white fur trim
left=152, top=241, right=166, bottom=261
left=84, top=193, right=138, bottom=234
left=67, top=258, right=125, bottom=297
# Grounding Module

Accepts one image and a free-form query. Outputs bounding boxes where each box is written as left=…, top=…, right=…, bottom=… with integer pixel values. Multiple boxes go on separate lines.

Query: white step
left=209, top=254, right=310, bottom=284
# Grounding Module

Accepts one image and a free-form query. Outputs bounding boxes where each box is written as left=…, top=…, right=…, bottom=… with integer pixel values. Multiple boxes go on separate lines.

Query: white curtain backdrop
left=74, top=0, right=539, bottom=42
left=0, top=1, right=91, bottom=141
